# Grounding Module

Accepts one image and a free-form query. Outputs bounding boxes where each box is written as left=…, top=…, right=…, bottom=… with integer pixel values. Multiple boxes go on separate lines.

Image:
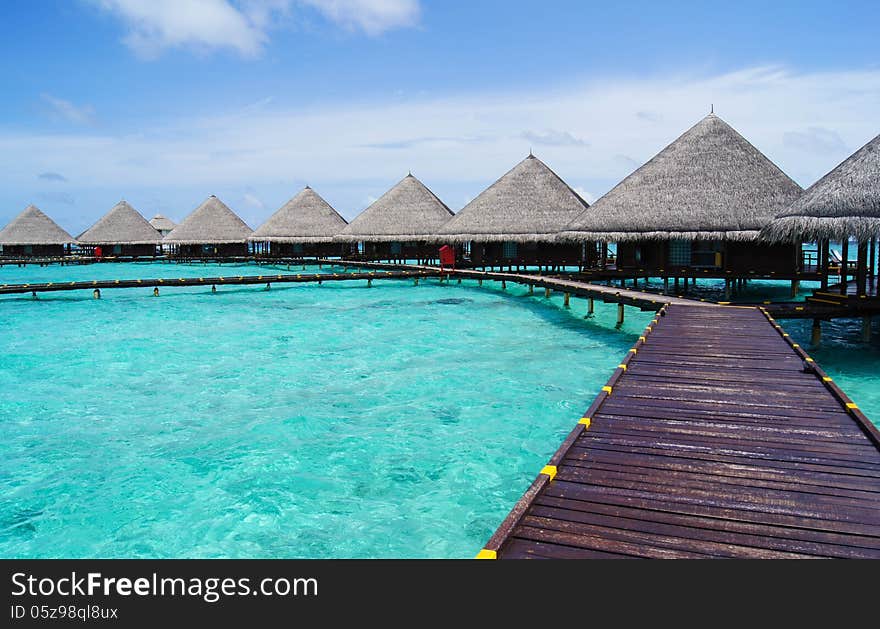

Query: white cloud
left=91, top=0, right=420, bottom=58
left=521, top=129, right=588, bottom=147
left=242, top=191, right=265, bottom=209
left=6, top=66, right=880, bottom=206
left=300, top=0, right=420, bottom=36
left=41, top=94, right=96, bottom=125
left=573, top=187, right=596, bottom=204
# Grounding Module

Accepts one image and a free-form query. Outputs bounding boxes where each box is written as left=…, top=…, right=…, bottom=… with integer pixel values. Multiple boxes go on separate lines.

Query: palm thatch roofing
left=77, top=200, right=162, bottom=245
left=762, top=133, right=880, bottom=242
left=438, top=154, right=589, bottom=243
left=149, top=214, right=176, bottom=232
left=250, top=186, right=347, bottom=243
left=335, top=174, right=453, bottom=242
left=560, top=113, right=803, bottom=242
left=164, top=195, right=253, bottom=244
left=0, top=205, right=75, bottom=245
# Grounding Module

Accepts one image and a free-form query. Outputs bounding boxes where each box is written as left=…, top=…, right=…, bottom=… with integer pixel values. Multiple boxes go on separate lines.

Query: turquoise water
left=784, top=316, right=880, bottom=427
left=0, top=263, right=652, bottom=558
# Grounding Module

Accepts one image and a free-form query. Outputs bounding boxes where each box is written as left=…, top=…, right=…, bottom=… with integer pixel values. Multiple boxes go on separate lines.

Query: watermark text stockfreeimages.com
left=11, top=571, right=318, bottom=604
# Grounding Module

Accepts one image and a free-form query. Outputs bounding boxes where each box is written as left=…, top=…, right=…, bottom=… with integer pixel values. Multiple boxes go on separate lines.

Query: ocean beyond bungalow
left=438, top=154, right=592, bottom=269
left=249, top=186, right=349, bottom=258
left=334, top=174, right=454, bottom=264
left=0, top=205, right=76, bottom=258
left=77, top=200, right=162, bottom=258
left=163, top=195, right=253, bottom=258
left=560, top=113, right=806, bottom=284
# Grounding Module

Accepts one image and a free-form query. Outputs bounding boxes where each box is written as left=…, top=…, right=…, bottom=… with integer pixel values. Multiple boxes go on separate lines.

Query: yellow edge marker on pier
left=618, top=364, right=627, bottom=371
left=578, top=417, right=591, bottom=428
left=629, top=348, right=637, bottom=354
left=475, top=549, right=497, bottom=560
left=822, top=376, right=833, bottom=382
left=601, top=386, right=613, bottom=394
left=846, top=403, right=859, bottom=410
left=540, top=465, right=557, bottom=482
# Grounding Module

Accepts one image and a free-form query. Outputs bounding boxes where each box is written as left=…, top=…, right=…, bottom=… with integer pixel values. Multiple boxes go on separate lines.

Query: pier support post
left=811, top=319, right=821, bottom=346
left=478, top=278, right=482, bottom=286
left=501, top=280, right=506, bottom=290
left=212, top=285, right=216, bottom=293
left=544, top=287, right=551, bottom=298
left=93, top=289, right=101, bottom=299
left=457, top=278, right=461, bottom=284
left=663, top=277, right=669, bottom=295
left=841, top=239, right=849, bottom=294
left=863, top=317, right=872, bottom=343
left=367, top=278, right=372, bottom=287
left=588, top=298, right=594, bottom=316
left=674, top=277, right=680, bottom=293
left=617, top=303, right=625, bottom=326
left=791, top=279, right=799, bottom=298
left=266, top=282, right=271, bottom=290
left=724, top=279, right=731, bottom=300
left=153, top=287, right=159, bottom=297
left=564, top=292, right=570, bottom=308
left=529, top=284, right=534, bottom=295
left=857, top=241, right=868, bottom=297
left=31, top=290, right=37, bottom=299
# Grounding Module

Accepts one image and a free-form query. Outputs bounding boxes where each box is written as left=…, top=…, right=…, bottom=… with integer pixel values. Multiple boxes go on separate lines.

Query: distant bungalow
left=149, top=214, right=176, bottom=237
left=249, top=186, right=348, bottom=258
left=77, top=200, right=161, bottom=257
left=560, top=113, right=804, bottom=288
left=763, top=132, right=879, bottom=296
left=0, top=205, right=75, bottom=257
left=438, top=154, right=591, bottom=270
left=335, top=174, right=453, bottom=263
left=164, top=195, right=253, bottom=257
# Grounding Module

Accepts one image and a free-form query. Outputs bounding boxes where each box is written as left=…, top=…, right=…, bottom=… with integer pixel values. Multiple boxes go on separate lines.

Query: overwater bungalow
left=77, top=200, right=161, bottom=258
left=149, top=214, right=176, bottom=237
left=164, top=195, right=253, bottom=258
left=0, top=204, right=75, bottom=257
left=560, top=113, right=806, bottom=292
left=335, top=174, right=453, bottom=263
left=762, top=132, right=879, bottom=297
left=249, top=186, right=349, bottom=258
left=437, top=154, right=592, bottom=270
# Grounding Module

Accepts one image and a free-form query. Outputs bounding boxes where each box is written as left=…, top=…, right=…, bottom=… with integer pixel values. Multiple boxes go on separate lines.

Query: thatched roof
left=250, top=187, right=347, bottom=243
left=149, top=214, right=176, bottom=232
left=77, top=200, right=162, bottom=245
left=164, top=195, right=252, bottom=244
left=762, top=133, right=880, bottom=242
left=437, top=154, right=589, bottom=243
left=0, top=205, right=75, bottom=245
left=560, top=114, right=803, bottom=242
left=335, top=174, right=453, bottom=242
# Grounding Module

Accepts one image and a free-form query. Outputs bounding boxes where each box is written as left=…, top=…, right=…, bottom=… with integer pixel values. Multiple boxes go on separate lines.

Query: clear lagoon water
left=0, top=262, right=652, bottom=558
left=0, top=262, right=877, bottom=558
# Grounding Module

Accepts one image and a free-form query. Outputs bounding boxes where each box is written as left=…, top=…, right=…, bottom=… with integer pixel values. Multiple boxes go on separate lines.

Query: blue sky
left=1, top=0, right=879, bottom=233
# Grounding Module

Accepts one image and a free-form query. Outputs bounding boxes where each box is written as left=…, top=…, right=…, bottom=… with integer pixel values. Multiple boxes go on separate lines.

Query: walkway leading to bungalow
left=480, top=304, right=880, bottom=559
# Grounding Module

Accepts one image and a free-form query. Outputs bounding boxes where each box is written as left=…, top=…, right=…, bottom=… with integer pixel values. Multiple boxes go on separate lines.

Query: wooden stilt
left=841, top=238, right=849, bottom=294
left=791, top=279, right=799, bottom=298
left=617, top=303, right=624, bottom=326
left=544, top=287, right=551, bottom=298
left=811, top=319, right=822, bottom=346
left=856, top=241, right=868, bottom=297
left=588, top=298, right=594, bottom=316
left=564, top=292, right=570, bottom=308
left=862, top=316, right=872, bottom=343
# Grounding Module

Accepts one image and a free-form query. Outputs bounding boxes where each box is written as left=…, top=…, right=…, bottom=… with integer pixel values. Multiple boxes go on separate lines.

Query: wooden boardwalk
left=481, top=304, right=880, bottom=559
left=0, top=269, right=438, bottom=296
